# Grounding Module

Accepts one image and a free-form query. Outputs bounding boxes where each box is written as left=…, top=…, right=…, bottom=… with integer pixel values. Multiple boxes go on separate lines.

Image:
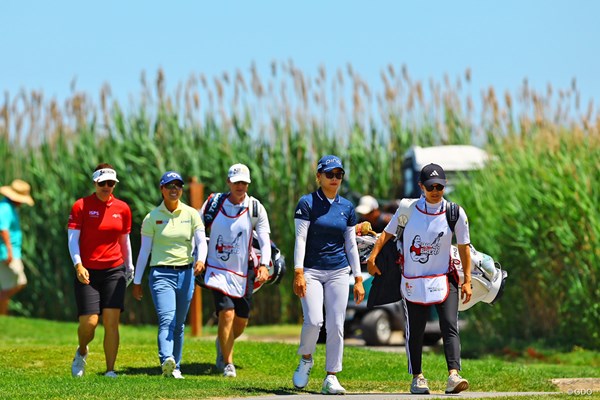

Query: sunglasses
left=324, top=171, right=345, bottom=180
left=97, top=180, right=116, bottom=187
left=163, top=183, right=183, bottom=190
left=425, top=184, right=445, bottom=192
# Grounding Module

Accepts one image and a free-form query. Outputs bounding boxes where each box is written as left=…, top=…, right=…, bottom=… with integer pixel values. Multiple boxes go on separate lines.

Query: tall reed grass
left=454, top=127, right=600, bottom=350
left=1, top=63, right=598, bottom=349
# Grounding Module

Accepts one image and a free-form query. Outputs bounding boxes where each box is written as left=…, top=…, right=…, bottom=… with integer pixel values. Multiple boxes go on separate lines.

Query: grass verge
left=0, top=317, right=597, bottom=399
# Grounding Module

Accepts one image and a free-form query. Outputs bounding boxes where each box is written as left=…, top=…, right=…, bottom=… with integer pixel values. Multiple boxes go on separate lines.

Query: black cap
left=419, top=163, right=446, bottom=186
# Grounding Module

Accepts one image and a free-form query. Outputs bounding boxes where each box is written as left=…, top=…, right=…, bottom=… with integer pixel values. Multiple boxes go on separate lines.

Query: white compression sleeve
left=344, top=226, right=362, bottom=278
left=133, top=235, right=153, bottom=285
left=194, top=228, right=208, bottom=262
left=67, top=229, right=82, bottom=266
left=294, top=219, right=310, bottom=270
left=119, top=233, right=134, bottom=268
left=256, top=231, right=271, bottom=265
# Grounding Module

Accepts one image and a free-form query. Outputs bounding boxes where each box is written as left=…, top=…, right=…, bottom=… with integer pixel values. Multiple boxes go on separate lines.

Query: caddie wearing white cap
left=200, top=163, right=272, bottom=378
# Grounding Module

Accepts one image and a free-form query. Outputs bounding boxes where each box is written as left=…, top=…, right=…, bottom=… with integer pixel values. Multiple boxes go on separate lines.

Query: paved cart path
left=228, top=391, right=561, bottom=399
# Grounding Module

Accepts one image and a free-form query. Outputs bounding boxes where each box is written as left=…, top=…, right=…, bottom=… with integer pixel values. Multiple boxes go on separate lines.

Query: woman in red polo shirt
left=67, top=163, right=134, bottom=378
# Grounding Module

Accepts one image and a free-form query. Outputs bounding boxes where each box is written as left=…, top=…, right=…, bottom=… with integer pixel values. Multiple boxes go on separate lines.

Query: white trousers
left=297, top=267, right=350, bottom=373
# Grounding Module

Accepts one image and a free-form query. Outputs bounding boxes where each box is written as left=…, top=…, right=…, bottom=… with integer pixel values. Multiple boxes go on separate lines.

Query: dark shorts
left=74, top=264, right=126, bottom=316
left=212, top=267, right=255, bottom=319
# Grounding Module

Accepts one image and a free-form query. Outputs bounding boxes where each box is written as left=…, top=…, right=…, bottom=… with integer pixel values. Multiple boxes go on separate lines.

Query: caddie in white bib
left=400, top=200, right=453, bottom=305
left=204, top=198, right=254, bottom=298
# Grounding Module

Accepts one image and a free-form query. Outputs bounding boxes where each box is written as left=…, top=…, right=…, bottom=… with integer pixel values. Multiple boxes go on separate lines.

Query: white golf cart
left=401, top=144, right=489, bottom=198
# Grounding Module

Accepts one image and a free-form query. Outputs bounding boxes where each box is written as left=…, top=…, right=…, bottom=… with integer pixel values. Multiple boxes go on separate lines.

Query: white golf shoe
left=161, top=357, right=176, bottom=377
left=292, top=357, right=313, bottom=389
left=446, top=372, right=469, bottom=394
left=223, top=363, right=237, bottom=378
left=172, top=369, right=185, bottom=379
left=410, top=374, right=430, bottom=394
left=71, top=346, right=88, bottom=378
left=321, top=374, right=346, bottom=395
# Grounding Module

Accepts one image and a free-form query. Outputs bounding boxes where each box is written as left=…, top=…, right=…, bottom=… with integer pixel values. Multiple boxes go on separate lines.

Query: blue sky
left=2, top=0, right=599, bottom=110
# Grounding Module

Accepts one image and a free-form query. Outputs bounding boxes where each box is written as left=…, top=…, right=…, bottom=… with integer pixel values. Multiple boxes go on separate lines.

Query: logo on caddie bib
left=215, top=232, right=243, bottom=261
left=409, top=232, right=444, bottom=264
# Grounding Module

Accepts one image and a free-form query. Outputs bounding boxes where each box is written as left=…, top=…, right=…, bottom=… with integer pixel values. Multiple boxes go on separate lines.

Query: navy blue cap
left=160, top=171, right=184, bottom=186
left=419, top=163, right=446, bottom=186
left=317, top=155, right=344, bottom=173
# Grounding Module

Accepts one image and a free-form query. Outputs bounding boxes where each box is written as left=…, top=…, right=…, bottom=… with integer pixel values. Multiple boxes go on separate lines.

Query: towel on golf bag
left=366, top=238, right=402, bottom=308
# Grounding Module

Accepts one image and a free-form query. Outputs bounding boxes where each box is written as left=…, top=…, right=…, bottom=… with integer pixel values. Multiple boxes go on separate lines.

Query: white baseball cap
left=355, top=195, right=379, bottom=215
left=228, top=163, right=251, bottom=183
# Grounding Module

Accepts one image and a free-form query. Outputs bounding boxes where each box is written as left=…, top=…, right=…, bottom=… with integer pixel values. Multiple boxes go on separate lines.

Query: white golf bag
left=451, top=244, right=508, bottom=311
left=249, top=231, right=286, bottom=293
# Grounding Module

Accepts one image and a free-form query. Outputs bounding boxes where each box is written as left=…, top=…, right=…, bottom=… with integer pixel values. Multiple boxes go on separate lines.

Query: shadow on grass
left=120, top=362, right=225, bottom=376
left=117, top=364, right=298, bottom=395
left=229, top=386, right=299, bottom=396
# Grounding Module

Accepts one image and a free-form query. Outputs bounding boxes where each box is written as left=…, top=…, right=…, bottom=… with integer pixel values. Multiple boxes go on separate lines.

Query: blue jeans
left=149, top=267, right=195, bottom=368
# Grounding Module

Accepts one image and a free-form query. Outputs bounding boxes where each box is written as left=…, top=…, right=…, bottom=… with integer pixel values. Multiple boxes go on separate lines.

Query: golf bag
left=451, top=244, right=508, bottom=311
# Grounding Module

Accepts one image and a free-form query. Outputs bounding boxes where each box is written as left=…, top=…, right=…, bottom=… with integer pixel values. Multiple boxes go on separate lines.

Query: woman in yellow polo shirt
left=133, top=171, right=207, bottom=379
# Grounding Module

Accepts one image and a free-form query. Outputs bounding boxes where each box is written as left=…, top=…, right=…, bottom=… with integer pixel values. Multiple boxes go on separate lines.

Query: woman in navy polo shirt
left=292, top=155, right=365, bottom=395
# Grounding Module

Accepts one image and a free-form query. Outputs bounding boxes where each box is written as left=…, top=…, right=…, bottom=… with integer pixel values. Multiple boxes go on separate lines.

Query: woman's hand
left=75, top=264, right=90, bottom=285
left=193, top=260, right=205, bottom=276
left=353, top=277, right=365, bottom=305
left=460, top=278, right=472, bottom=304
left=293, top=269, right=306, bottom=298
left=132, top=284, right=143, bottom=301
left=256, top=266, right=269, bottom=283
left=367, top=256, right=381, bottom=276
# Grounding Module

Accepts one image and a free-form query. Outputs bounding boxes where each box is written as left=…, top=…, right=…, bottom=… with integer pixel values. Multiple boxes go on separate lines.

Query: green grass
left=0, top=317, right=597, bottom=399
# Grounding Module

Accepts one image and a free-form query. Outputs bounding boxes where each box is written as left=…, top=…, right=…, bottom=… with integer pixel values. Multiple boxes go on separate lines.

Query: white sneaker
left=104, top=371, right=118, bottom=378
left=71, top=346, right=88, bottom=378
left=223, top=363, right=237, bottom=378
left=161, top=357, right=176, bottom=377
left=172, top=369, right=185, bottom=379
left=446, top=372, right=469, bottom=394
left=411, top=374, right=430, bottom=394
left=292, top=357, right=313, bottom=389
left=321, top=374, right=346, bottom=395
left=215, top=337, right=225, bottom=370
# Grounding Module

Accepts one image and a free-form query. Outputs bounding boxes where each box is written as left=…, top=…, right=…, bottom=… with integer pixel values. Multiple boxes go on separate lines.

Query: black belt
left=151, top=264, right=192, bottom=270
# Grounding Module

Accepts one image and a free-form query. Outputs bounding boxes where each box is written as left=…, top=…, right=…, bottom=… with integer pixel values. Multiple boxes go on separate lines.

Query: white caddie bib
left=204, top=198, right=253, bottom=298
left=400, top=201, right=453, bottom=304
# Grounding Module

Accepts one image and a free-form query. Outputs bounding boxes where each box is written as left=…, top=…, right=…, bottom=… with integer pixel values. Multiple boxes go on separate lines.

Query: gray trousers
left=403, top=274, right=461, bottom=374
left=297, top=267, right=350, bottom=373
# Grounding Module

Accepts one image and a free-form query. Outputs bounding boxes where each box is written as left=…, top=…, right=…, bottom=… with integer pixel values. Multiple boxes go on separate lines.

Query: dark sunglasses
left=163, top=183, right=183, bottom=190
left=425, top=184, right=445, bottom=192
left=324, top=171, right=345, bottom=180
left=97, top=180, right=116, bottom=187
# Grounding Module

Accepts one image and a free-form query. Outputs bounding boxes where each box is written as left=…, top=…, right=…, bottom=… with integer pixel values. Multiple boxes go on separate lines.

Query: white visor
left=92, top=168, right=120, bottom=183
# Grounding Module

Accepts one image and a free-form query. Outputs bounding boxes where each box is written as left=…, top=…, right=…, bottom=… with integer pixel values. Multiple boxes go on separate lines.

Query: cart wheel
left=361, top=309, right=392, bottom=345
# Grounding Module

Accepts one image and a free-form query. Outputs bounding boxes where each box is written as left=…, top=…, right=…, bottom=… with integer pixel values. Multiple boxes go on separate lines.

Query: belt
left=151, top=264, right=192, bottom=270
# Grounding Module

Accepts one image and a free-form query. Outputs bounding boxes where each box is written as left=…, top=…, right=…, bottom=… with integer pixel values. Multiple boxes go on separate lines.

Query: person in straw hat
left=0, top=179, right=35, bottom=315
